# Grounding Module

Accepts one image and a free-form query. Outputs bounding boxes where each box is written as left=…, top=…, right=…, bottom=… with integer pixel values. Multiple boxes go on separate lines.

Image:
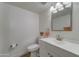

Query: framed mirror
left=51, top=2, right=72, bottom=31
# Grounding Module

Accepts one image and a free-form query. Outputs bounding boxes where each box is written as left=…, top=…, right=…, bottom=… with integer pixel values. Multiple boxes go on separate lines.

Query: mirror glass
left=51, top=2, right=72, bottom=31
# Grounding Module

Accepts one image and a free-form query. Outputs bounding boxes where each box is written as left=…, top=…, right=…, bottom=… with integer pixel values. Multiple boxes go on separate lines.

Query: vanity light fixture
left=50, top=2, right=71, bottom=14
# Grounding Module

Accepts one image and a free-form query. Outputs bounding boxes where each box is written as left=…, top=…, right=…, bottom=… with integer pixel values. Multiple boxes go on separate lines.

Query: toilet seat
left=27, top=44, right=39, bottom=52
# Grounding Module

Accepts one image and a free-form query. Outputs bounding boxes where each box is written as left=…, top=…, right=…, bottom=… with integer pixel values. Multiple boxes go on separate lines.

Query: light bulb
left=58, top=7, right=64, bottom=11
left=65, top=3, right=71, bottom=8
left=50, top=6, right=54, bottom=12
left=52, top=10, right=58, bottom=13
left=55, top=2, right=63, bottom=9
left=63, top=2, right=71, bottom=5
left=55, top=2, right=64, bottom=11
left=63, top=2, right=71, bottom=8
left=50, top=6, right=57, bottom=13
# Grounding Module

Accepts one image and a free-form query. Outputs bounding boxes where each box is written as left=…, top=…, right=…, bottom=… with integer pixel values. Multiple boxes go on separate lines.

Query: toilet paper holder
left=10, top=43, right=18, bottom=48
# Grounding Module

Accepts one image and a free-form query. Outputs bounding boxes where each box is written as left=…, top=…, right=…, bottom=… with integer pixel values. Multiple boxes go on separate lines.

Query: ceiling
left=5, top=2, right=55, bottom=14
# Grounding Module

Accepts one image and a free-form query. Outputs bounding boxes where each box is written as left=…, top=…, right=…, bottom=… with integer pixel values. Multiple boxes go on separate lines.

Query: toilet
left=27, top=44, right=40, bottom=57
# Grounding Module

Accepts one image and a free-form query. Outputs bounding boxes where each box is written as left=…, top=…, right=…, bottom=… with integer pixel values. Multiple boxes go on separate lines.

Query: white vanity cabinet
left=39, top=38, right=79, bottom=57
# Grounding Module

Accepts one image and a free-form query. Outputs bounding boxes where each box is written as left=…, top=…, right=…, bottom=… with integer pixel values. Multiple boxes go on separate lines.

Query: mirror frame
left=51, top=2, right=73, bottom=31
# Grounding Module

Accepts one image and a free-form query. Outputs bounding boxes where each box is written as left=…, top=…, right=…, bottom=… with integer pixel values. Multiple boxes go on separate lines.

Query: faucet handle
left=56, top=34, right=63, bottom=41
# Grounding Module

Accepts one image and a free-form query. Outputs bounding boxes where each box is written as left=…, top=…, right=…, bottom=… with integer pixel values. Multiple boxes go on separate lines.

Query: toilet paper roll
left=10, top=44, right=18, bottom=48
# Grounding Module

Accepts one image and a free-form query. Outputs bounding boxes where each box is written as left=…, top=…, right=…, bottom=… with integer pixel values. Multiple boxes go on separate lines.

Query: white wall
left=0, top=3, right=5, bottom=54
left=39, top=10, right=50, bottom=32
left=0, top=3, right=39, bottom=56
left=39, top=3, right=79, bottom=43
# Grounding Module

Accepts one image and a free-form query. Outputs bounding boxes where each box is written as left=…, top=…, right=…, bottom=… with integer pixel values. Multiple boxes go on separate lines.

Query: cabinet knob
left=48, top=53, right=53, bottom=57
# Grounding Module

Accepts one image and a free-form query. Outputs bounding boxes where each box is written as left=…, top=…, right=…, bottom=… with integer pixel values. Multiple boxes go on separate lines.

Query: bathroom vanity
left=39, top=38, right=79, bottom=57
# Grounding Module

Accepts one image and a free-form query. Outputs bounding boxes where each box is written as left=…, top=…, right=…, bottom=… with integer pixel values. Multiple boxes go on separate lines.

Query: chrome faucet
left=56, top=33, right=63, bottom=41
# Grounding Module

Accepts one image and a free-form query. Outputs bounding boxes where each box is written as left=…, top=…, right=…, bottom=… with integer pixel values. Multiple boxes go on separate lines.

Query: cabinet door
left=40, top=46, right=59, bottom=57
left=40, top=43, right=49, bottom=57
left=47, top=50, right=60, bottom=57
left=39, top=40, right=60, bottom=57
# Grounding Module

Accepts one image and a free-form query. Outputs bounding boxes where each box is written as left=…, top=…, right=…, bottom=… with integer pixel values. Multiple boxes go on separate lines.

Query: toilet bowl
left=27, top=44, right=40, bottom=57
